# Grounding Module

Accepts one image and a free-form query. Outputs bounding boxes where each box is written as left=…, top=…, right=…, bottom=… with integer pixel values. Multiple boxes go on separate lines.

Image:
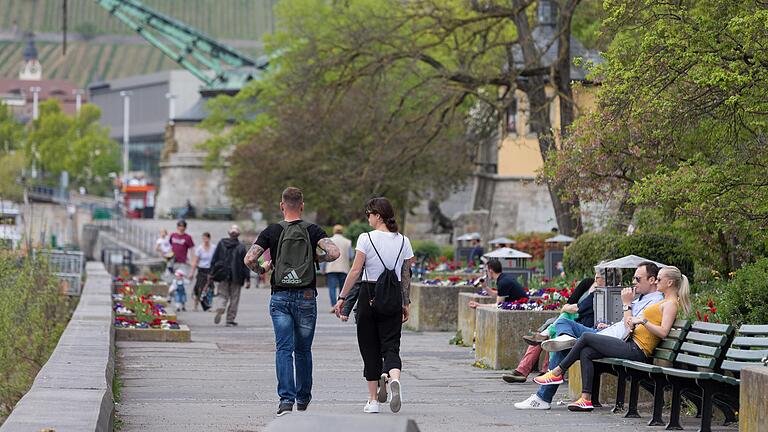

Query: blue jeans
left=553, top=317, right=597, bottom=339
left=270, top=289, right=317, bottom=405
left=326, top=272, right=347, bottom=306
left=535, top=318, right=598, bottom=403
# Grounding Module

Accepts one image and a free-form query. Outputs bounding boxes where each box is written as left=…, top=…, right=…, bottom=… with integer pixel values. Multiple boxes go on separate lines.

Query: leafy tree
left=0, top=105, right=24, bottom=154
left=26, top=100, right=119, bottom=195
left=544, top=0, right=768, bottom=272
left=0, top=152, right=25, bottom=202
left=205, top=0, right=607, bottom=233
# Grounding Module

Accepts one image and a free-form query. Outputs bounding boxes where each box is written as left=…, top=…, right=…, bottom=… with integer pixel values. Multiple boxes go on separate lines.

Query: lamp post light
left=73, top=89, right=85, bottom=114
left=30, top=86, right=41, bottom=178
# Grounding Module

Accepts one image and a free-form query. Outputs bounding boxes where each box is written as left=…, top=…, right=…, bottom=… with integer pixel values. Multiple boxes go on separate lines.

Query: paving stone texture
left=116, top=287, right=739, bottom=432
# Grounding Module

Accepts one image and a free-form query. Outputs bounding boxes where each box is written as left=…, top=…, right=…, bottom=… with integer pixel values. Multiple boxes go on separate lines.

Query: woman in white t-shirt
left=190, top=232, right=215, bottom=311
left=334, top=197, right=415, bottom=415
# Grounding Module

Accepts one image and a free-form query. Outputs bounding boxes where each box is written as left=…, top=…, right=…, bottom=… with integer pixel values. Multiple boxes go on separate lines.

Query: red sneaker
left=567, top=397, right=594, bottom=412
left=533, top=371, right=564, bottom=386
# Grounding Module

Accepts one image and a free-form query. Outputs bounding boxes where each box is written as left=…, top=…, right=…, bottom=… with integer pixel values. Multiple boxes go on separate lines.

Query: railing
left=96, top=217, right=157, bottom=256
left=32, top=249, right=85, bottom=295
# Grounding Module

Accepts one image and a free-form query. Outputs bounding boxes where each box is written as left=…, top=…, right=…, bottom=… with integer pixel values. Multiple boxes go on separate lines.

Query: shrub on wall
left=0, top=254, right=73, bottom=417
left=616, top=233, right=694, bottom=278
left=411, top=240, right=442, bottom=260
left=717, top=258, right=768, bottom=326
left=563, top=232, right=621, bottom=277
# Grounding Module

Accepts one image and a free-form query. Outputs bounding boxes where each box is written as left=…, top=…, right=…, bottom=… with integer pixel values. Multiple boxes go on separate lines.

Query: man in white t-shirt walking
left=324, top=225, right=352, bottom=312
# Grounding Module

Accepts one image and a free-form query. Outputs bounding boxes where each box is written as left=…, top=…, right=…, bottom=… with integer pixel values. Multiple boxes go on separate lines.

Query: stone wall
left=457, top=292, right=497, bottom=347
left=406, top=283, right=476, bottom=332
left=474, top=308, right=559, bottom=369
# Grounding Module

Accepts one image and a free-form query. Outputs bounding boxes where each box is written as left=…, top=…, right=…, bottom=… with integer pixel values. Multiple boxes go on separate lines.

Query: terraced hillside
left=1, top=0, right=277, bottom=39
left=0, top=0, right=274, bottom=86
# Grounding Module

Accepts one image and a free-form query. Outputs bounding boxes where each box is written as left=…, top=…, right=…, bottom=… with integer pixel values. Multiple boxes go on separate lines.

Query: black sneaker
left=502, top=370, right=527, bottom=383
left=297, top=399, right=310, bottom=411
left=276, top=403, right=293, bottom=416
left=226, top=321, right=238, bottom=327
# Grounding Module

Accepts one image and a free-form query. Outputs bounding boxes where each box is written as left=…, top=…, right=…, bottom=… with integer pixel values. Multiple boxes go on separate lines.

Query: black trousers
left=558, top=332, right=649, bottom=394
left=356, top=282, right=403, bottom=381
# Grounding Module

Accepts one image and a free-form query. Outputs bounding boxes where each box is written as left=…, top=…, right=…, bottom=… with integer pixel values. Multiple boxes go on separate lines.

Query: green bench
left=659, top=323, right=768, bottom=431
left=202, top=207, right=233, bottom=220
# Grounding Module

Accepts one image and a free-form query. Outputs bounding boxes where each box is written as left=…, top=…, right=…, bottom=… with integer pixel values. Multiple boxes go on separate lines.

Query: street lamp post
left=73, top=89, right=85, bottom=114
left=165, top=92, right=176, bottom=124
left=30, top=86, right=41, bottom=179
left=119, top=91, right=132, bottom=185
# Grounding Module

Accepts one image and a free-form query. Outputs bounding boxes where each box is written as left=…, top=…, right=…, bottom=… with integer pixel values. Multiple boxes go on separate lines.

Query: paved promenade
left=116, top=287, right=737, bottom=431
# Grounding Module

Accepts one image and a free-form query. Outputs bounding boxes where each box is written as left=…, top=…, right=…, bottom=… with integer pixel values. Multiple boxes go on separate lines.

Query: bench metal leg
left=648, top=376, right=666, bottom=426
left=625, top=374, right=641, bottom=418
left=612, top=369, right=627, bottom=413
left=666, top=381, right=684, bottom=430
left=592, top=368, right=603, bottom=408
left=698, top=385, right=714, bottom=432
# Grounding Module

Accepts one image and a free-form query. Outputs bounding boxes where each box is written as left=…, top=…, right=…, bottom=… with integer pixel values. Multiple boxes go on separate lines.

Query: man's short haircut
left=177, top=219, right=187, bottom=227
left=282, top=187, right=303, bottom=210
left=638, top=261, right=661, bottom=279
left=486, top=258, right=502, bottom=274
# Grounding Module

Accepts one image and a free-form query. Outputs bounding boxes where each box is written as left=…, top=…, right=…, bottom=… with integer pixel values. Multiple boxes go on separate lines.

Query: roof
left=594, top=255, right=666, bottom=270
left=489, top=237, right=516, bottom=245
left=545, top=234, right=575, bottom=243
left=484, top=247, right=532, bottom=259
left=456, top=232, right=481, bottom=241
left=0, top=78, right=83, bottom=115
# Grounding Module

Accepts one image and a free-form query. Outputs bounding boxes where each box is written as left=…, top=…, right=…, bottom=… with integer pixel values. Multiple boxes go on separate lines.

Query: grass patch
left=448, top=330, right=464, bottom=346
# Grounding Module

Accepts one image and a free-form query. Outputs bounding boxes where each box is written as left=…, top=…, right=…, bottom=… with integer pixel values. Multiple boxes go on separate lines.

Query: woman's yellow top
left=633, top=299, right=674, bottom=356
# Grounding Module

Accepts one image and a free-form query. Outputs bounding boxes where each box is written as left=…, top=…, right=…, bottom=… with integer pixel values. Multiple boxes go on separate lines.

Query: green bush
left=411, top=240, right=442, bottom=260
left=617, top=233, right=694, bottom=278
left=440, top=245, right=455, bottom=260
left=344, top=220, right=373, bottom=245
left=717, top=258, right=768, bottom=326
left=563, top=232, right=621, bottom=276
left=0, top=254, right=73, bottom=416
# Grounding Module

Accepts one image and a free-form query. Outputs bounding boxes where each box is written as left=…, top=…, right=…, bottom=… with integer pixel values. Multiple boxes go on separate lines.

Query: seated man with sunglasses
left=513, top=261, right=664, bottom=410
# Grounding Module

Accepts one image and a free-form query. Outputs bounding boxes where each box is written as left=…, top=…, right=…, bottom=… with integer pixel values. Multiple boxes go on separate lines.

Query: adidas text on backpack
left=274, top=221, right=316, bottom=288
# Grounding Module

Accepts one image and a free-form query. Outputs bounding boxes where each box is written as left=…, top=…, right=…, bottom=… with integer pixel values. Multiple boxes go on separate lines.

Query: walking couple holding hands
left=244, top=188, right=414, bottom=417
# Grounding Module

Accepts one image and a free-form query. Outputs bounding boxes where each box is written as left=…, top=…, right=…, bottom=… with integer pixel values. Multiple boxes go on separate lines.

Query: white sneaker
left=542, top=335, right=576, bottom=352
left=389, top=379, right=401, bottom=413
left=514, top=394, right=551, bottom=410
left=363, top=400, right=380, bottom=413
left=377, top=373, right=388, bottom=403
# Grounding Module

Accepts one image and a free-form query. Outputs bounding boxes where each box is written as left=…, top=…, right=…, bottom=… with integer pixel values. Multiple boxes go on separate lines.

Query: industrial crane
left=91, top=0, right=269, bottom=95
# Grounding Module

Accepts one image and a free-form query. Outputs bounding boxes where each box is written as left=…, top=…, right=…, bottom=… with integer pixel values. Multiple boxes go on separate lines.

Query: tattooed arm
left=244, top=244, right=268, bottom=274
left=316, top=238, right=341, bottom=262
left=401, top=257, right=415, bottom=305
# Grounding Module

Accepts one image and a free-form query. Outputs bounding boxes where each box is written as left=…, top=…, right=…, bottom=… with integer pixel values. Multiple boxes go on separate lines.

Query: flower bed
left=112, top=284, right=189, bottom=342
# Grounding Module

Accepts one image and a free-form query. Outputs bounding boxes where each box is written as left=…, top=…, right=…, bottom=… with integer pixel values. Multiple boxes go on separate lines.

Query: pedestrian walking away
left=334, top=197, right=415, bottom=415
left=324, top=224, right=353, bottom=312
left=210, top=225, right=251, bottom=326
left=190, top=232, right=215, bottom=311
left=244, top=187, right=340, bottom=417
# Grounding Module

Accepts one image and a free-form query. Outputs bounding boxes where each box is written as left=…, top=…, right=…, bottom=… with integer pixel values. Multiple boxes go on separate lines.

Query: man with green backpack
left=244, top=187, right=340, bottom=417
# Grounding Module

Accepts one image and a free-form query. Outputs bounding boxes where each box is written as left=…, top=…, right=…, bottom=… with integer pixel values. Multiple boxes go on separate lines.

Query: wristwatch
left=642, top=318, right=649, bottom=325
left=622, top=305, right=631, bottom=312
left=337, top=296, right=346, bottom=301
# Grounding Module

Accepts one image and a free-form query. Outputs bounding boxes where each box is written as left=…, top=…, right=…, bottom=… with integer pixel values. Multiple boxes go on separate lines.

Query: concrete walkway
left=116, top=287, right=737, bottom=432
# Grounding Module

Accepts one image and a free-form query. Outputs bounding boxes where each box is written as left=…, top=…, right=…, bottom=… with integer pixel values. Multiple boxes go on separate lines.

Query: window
left=505, top=98, right=517, bottom=134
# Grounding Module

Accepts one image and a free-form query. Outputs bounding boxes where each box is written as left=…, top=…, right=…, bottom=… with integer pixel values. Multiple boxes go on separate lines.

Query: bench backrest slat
left=721, top=325, right=768, bottom=374
left=737, top=324, right=768, bottom=335
left=649, top=320, right=690, bottom=365
left=674, top=321, right=734, bottom=372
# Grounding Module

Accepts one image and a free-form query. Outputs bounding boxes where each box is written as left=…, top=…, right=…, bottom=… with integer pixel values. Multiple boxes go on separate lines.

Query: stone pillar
left=740, top=365, right=768, bottom=431
left=475, top=308, right=559, bottom=369
left=457, top=292, right=496, bottom=347
left=407, top=283, right=476, bottom=331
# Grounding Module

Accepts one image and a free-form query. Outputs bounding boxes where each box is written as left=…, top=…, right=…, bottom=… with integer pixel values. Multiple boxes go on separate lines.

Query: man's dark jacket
left=210, top=237, right=250, bottom=285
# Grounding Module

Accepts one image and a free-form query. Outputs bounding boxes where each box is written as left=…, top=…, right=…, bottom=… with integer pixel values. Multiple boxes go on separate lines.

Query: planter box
left=567, top=360, right=654, bottom=406
left=406, top=283, right=476, bottom=331
left=112, top=282, right=169, bottom=296
left=115, top=312, right=177, bottom=321
left=457, top=292, right=497, bottom=347
left=741, top=365, right=768, bottom=432
left=115, top=324, right=191, bottom=342
left=113, top=297, right=169, bottom=307
left=475, top=308, right=559, bottom=369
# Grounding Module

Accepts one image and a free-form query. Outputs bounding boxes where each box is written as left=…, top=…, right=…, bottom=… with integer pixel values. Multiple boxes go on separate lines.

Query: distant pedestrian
left=155, top=228, right=173, bottom=278
left=334, top=197, right=415, bottom=414
left=170, top=269, right=188, bottom=312
left=324, top=224, right=353, bottom=313
left=244, top=187, right=340, bottom=417
left=190, top=232, right=215, bottom=311
left=210, top=225, right=250, bottom=326
left=169, top=220, right=194, bottom=277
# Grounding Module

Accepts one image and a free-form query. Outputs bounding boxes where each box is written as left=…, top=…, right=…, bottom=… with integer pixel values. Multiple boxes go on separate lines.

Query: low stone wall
left=740, top=365, right=768, bottom=432
left=406, top=283, right=476, bottom=332
left=457, top=292, right=497, bottom=347
left=1, top=262, right=115, bottom=432
left=474, top=308, right=559, bottom=369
